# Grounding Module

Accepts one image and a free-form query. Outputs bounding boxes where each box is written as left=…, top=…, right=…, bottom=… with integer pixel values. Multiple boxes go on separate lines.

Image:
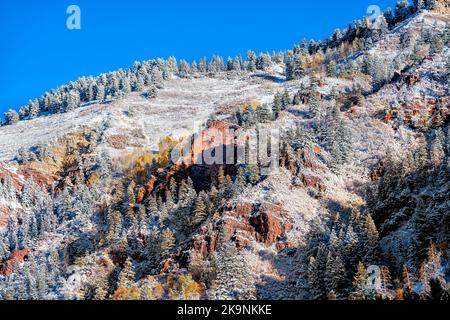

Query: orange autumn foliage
left=167, top=274, right=203, bottom=300
left=112, top=287, right=141, bottom=300
left=136, top=186, right=146, bottom=203
left=395, top=288, right=405, bottom=300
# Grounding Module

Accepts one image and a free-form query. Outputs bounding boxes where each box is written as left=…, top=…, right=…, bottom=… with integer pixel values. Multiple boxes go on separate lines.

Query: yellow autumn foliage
left=112, top=287, right=141, bottom=300
left=167, top=274, right=203, bottom=300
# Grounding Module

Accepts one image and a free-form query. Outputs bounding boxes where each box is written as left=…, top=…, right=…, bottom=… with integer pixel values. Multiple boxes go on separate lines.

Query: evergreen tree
left=247, top=165, right=260, bottom=185
left=159, top=228, right=175, bottom=260
left=211, top=241, right=256, bottom=300
left=256, top=104, right=272, bottom=123
left=226, top=57, right=234, bottom=71
left=233, top=57, right=241, bottom=71
left=430, top=33, right=444, bottom=54
left=272, top=93, right=282, bottom=119
left=192, top=193, right=207, bottom=227
left=117, top=257, right=136, bottom=289
left=179, top=60, right=191, bottom=79
left=351, top=262, right=368, bottom=299
left=325, top=252, right=346, bottom=295
left=96, top=84, right=105, bottom=102
left=4, top=109, right=19, bottom=125
left=326, top=61, right=337, bottom=78
left=94, top=271, right=110, bottom=300
left=64, top=90, right=80, bottom=112
left=308, top=75, right=321, bottom=119
left=363, top=215, right=379, bottom=264
left=246, top=51, right=257, bottom=72
left=402, top=265, right=415, bottom=297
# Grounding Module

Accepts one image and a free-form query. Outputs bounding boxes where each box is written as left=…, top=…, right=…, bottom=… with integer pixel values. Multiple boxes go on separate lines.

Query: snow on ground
left=0, top=73, right=282, bottom=162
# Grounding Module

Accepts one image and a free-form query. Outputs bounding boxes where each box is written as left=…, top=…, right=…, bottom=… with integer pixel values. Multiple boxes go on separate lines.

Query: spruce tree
left=117, top=257, right=136, bottom=289
left=4, top=109, right=19, bottom=125
left=351, top=262, right=368, bottom=299
left=308, top=75, right=321, bottom=119
left=192, top=193, right=207, bottom=227
left=160, top=228, right=175, bottom=260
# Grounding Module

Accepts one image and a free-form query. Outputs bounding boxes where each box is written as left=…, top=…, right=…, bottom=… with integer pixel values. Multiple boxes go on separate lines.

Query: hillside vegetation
left=0, top=1, right=449, bottom=300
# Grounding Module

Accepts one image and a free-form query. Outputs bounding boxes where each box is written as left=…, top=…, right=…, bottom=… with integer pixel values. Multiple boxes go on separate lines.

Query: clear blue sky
left=0, top=0, right=398, bottom=118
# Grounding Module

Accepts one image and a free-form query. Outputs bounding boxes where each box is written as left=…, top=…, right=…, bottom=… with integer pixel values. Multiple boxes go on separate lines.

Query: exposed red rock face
left=0, top=163, right=56, bottom=190
left=0, top=249, right=31, bottom=277
left=190, top=121, right=237, bottom=165
left=250, top=203, right=292, bottom=245
left=18, top=167, right=57, bottom=188
left=221, top=202, right=292, bottom=248
left=137, top=176, right=157, bottom=203
left=0, top=166, right=22, bottom=190
left=222, top=203, right=256, bottom=248
left=301, top=175, right=327, bottom=192
left=193, top=235, right=208, bottom=259
left=0, top=206, right=11, bottom=229
left=152, top=121, right=243, bottom=196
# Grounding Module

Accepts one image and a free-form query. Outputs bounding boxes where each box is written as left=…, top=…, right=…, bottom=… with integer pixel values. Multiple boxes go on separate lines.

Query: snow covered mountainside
left=0, top=5, right=449, bottom=300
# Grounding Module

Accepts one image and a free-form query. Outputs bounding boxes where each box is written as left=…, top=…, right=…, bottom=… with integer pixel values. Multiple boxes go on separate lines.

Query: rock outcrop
left=221, top=202, right=292, bottom=248
left=0, top=249, right=31, bottom=277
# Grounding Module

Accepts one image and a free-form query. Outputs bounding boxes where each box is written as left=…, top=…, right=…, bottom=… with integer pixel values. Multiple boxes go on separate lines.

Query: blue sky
left=0, top=0, right=398, bottom=118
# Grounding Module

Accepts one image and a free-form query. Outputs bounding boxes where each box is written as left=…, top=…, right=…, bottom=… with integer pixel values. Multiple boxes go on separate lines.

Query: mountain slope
left=0, top=8, right=449, bottom=300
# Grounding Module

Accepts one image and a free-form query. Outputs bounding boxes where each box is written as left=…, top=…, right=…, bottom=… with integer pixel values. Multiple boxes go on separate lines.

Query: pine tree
left=419, top=262, right=431, bottom=298
left=64, top=90, right=80, bottom=112
left=363, top=215, right=379, bottom=264
left=272, top=93, right=282, bottom=119
left=247, top=165, right=260, bottom=185
left=160, top=228, right=175, bottom=260
left=28, top=100, right=39, bottom=119
left=430, top=33, right=444, bottom=54
left=235, top=167, right=247, bottom=192
left=192, top=193, right=207, bottom=227
left=211, top=241, right=256, bottom=300
left=351, top=262, right=368, bottom=300
left=246, top=51, right=257, bottom=72
left=96, top=84, right=105, bottom=102
left=226, top=57, right=234, bottom=71
left=379, top=266, right=393, bottom=298
left=94, top=271, right=110, bottom=300
left=179, top=60, right=191, bottom=79
left=395, top=0, right=412, bottom=22
left=282, top=90, right=291, bottom=109
left=402, top=265, right=414, bottom=297
left=191, top=60, right=198, bottom=73
left=256, top=104, right=272, bottom=123
left=416, top=133, right=428, bottom=168
left=167, top=56, right=178, bottom=76
left=125, top=181, right=136, bottom=209
left=326, top=61, right=337, bottom=78
left=325, top=252, right=346, bottom=295
left=217, top=166, right=226, bottom=189
left=233, top=57, right=241, bottom=71
left=4, top=109, right=19, bottom=125
left=121, top=76, right=132, bottom=94
left=286, top=53, right=305, bottom=80
left=117, top=258, right=135, bottom=289
left=308, top=76, right=321, bottom=119
left=19, top=105, right=29, bottom=121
